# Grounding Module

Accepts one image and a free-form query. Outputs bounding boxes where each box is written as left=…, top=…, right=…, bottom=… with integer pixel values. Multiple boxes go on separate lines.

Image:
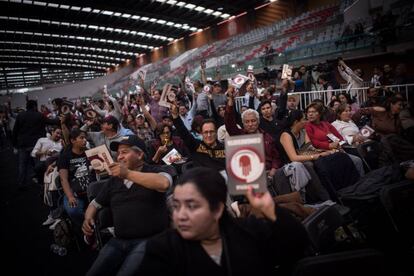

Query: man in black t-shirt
left=58, top=129, right=94, bottom=230
left=82, top=135, right=172, bottom=276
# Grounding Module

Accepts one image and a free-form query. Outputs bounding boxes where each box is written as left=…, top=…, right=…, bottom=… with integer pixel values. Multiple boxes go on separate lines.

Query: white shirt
left=31, top=137, right=63, bottom=161
left=331, top=119, right=360, bottom=145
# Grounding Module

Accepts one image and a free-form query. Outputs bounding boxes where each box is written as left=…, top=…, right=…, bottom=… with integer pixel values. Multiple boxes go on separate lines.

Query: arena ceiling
left=0, top=0, right=269, bottom=91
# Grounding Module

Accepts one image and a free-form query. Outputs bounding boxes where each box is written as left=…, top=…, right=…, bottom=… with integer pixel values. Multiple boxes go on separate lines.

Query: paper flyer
left=162, top=148, right=182, bottom=165
left=85, top=145, right=114, bottom=175
left=359, top=125, right=375, bottom=138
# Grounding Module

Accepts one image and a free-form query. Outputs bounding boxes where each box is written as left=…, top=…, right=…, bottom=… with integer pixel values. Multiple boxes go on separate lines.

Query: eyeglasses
left=202, top=130, right=216, bottom=135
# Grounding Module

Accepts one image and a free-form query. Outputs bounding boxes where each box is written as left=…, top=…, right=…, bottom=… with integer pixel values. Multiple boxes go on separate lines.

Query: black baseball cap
left=213, top=81, right=221, bottom=86
left=110, top=135, right=147, bottom=154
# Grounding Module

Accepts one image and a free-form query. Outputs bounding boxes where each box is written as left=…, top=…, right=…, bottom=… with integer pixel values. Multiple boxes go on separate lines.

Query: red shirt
left=305, top=121, right=344, bottom=150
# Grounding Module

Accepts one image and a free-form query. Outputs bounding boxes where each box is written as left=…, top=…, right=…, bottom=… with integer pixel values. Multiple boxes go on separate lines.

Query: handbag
left=297, top=142, right=324, bottom=156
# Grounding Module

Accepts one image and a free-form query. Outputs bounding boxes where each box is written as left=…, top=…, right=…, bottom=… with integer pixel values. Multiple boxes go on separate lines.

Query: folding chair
left=380, top=180, right=414, bottom=247
left=302, top=203, right=361, bottom=255
left=356, top=140, right=382, bottom=171
left=87, top=179, right=113, bottom=250
left=292, top=248, right=388, bottom=276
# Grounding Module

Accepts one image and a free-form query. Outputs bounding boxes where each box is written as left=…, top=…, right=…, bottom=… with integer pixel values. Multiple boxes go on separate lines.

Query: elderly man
left=225, top=87, right=282, bottom=178
left=82, top=135, right=172, bottom=276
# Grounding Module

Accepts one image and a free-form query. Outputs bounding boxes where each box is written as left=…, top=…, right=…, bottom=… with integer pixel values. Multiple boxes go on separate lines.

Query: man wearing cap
left=82, top=135, right=172, bottom=276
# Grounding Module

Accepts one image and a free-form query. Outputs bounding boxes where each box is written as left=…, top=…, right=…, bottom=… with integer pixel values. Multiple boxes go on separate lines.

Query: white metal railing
left=235, top=83, right=414, bottom=111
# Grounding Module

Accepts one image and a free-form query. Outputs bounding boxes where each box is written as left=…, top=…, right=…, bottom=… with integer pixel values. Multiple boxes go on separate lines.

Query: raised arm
left=108, top=96, right=122, bottom=120
left=91, top=103, right=107, bottom=117
left=208, top=94, right=220, bottom=123
left=170, top=103, right=198, bottom=151
left=224, top=86, right=244, bottom=136
left=138, top=95, right=157, bottom=131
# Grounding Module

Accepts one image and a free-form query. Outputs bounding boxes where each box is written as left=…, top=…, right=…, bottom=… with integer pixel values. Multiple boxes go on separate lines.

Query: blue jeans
left=17, top=147, right=34, bottom=187
left=87, top=238, right=147, bottom=276
left=63, top=195, right=87, bottom=229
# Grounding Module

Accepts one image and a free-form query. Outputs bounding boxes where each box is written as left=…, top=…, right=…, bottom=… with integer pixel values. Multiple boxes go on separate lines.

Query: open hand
left=68, top=196, right=78, bottom=208
left=82, top=218, right=95, bottom=236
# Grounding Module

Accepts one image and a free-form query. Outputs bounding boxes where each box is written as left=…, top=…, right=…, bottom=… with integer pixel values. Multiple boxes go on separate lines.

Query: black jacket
left=12, top=109, right=59, bottom=148
left=138, top=207, right=308, bottom=276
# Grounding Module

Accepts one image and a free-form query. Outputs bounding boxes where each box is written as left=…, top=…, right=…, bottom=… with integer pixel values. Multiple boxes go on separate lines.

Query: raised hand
left=245, top=186, right=276, bottom=221
left=109, top=163, right=129, bottom=179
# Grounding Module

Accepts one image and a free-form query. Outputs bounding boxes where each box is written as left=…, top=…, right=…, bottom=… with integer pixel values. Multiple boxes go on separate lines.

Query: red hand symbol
left=239, top=155, right=251, bottom=177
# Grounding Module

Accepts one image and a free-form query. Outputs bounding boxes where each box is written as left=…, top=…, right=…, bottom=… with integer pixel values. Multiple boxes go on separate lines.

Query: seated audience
left=305, top=102, right=365, bottom=176
left=277, top=110, right=335, bottom=203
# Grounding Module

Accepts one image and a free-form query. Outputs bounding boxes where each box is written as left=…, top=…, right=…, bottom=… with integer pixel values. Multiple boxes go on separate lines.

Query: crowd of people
left=1, top=57, right=414, bottom=275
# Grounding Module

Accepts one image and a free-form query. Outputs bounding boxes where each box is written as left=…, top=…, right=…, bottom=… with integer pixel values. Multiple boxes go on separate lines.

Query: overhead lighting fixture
left=13, top=0, right=206, bottom=30
left=185, top=3, right=195, bottom=9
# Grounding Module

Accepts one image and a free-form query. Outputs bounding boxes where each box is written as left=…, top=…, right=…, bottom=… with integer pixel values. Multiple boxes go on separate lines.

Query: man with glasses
left=170, top=103, right=225, bottom=171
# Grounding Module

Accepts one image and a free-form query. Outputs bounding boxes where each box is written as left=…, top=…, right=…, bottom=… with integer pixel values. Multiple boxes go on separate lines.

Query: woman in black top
left=138, top=167, right=308, bottom=276
left=277, top=110, right=334, bottom=164
left=276, top=110, right=334, bottom=203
